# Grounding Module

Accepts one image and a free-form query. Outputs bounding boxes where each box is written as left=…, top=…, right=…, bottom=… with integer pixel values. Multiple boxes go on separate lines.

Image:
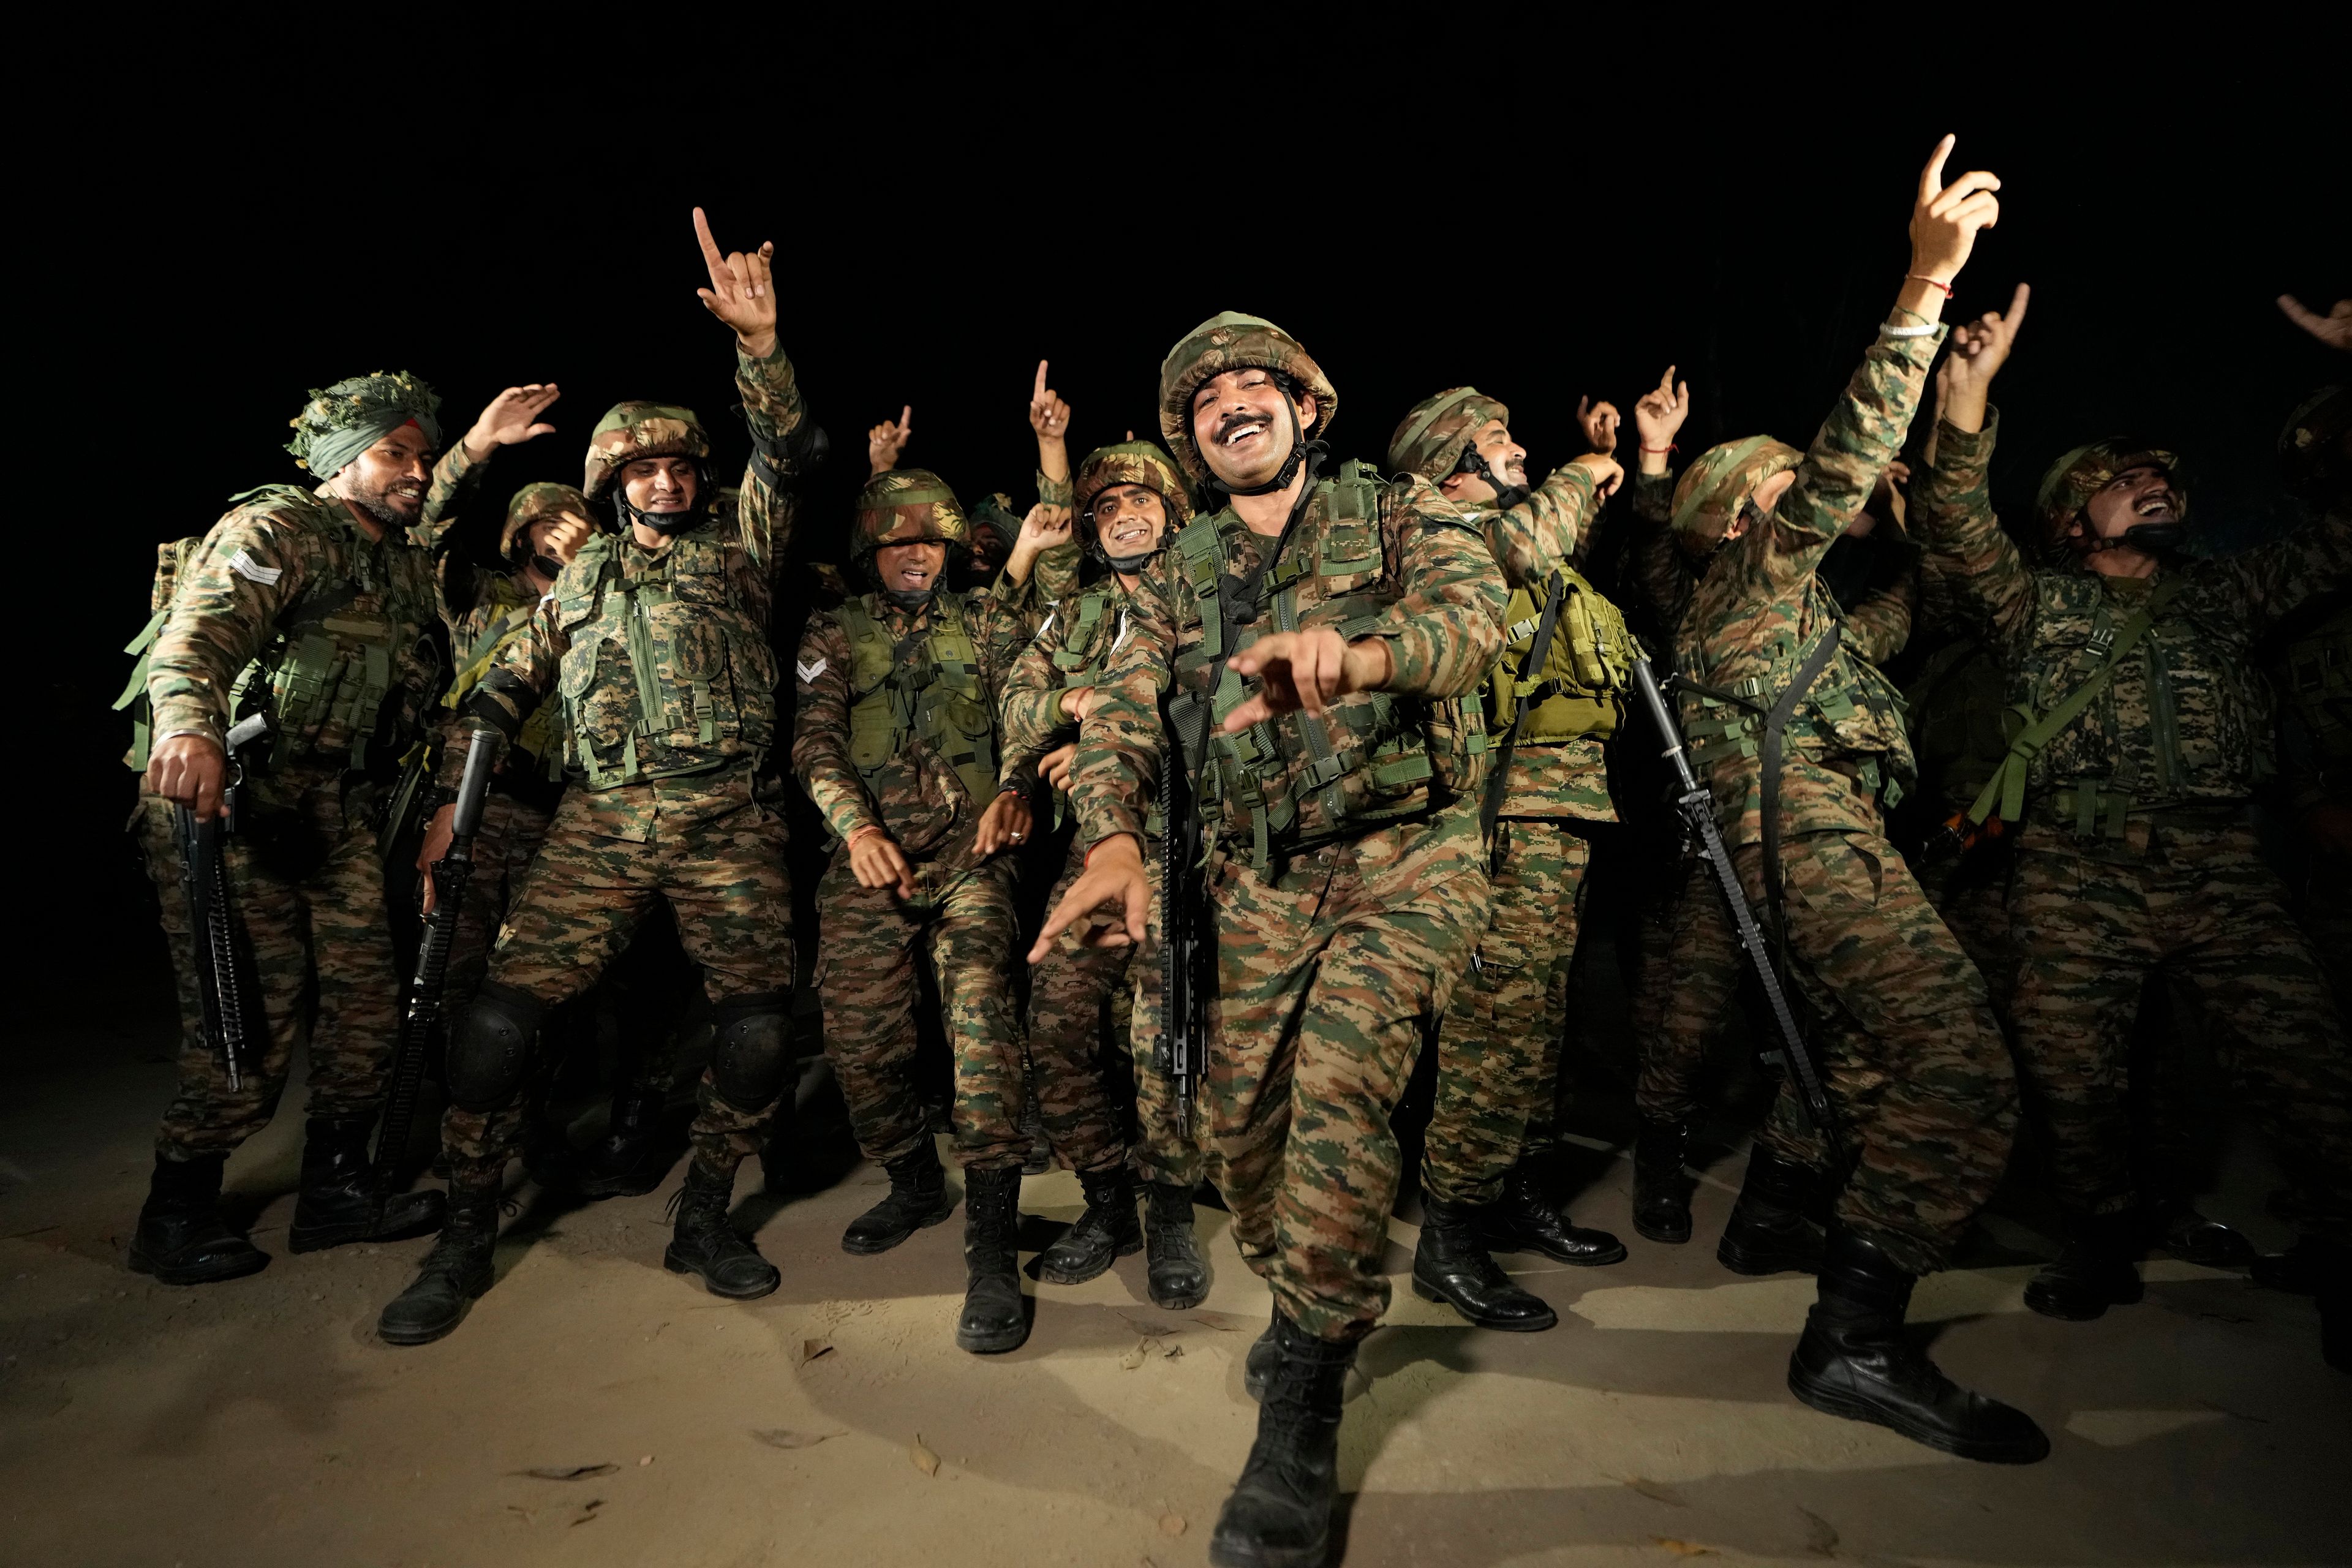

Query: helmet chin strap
left=883, top=585, right=937, bottom=609
left=1450, top=445, right=1530, bottom=511
left=1209, top=395, right=1322, bottom=498
left=618, top=495, right=703, bottom=536
left=2079, top=519, right=2189, bottom=557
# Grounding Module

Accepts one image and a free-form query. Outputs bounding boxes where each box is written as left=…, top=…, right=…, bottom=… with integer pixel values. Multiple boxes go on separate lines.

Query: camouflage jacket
left=1672, top=328, right=1940, bottom=848
left=1000, top=572, right=1137, bottom=787
left=439, top=343, right=805, bottom=819
left=2272, top=598, right=2351, bottom=815
left=793, top=578, right=1043, bottom=864
left=146, top=475, right=450, bottom=774
left=1069, top=467, right=1506, bottom=858
left=1918, top=409, right=2352, bottom=823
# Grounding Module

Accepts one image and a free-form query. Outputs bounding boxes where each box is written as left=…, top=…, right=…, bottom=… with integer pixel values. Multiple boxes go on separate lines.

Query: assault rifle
left=374, top=730, right=498, bottom=1177
left=175, top=712, right=271, bottom=1093
left=1630, top=660, right=1841, bottom=1155
left=1159, top=689, right=1212, bottom=1140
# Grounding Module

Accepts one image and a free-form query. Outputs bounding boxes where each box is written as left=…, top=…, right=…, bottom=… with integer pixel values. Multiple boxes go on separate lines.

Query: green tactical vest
left=1170, top=461, right=1487, bottom=871
left=553, top=526, right=777, bottom=790
left=116, top=487, right=411, bottom=774
left=1049, top=587, right=1121, bottom=690
left=1487, top=567, right=1640, bottom=744
left=445, top=576, right=565, bottom=783
left=838, top=592, right=1000, bottom=810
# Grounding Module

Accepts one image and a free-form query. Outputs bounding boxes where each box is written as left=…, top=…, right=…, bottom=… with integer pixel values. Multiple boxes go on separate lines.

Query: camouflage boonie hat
left=286, top=369, right=442, bottom=478
left=1670, top=435, right=1803, bottom=546
left=1075, top=440, right=1194, bottom=524
left=1387, top=387, right=1510, bottom=483
left=851, top=467, right=968, bottom=575
left=2034, top=440, right=2184, bottom=544
left=1157, top=312, right=1338, bottom=481
left=501, top=481, right=590, bottom=563
left=582, top=401, right=712, bottom=502
left=2277, top=384, right=2350, bottom=490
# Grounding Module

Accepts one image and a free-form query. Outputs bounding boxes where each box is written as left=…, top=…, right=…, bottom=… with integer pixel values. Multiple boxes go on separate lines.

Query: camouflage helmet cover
left=1156, top=312, right=1338, bottom=481
left=2034, top=440, right=2185, bottom=544
left=967, top=489, right=1022, bottom=541
left=582, top=401, right=713, bottom=502
left=1387, top=388, right=1510, bottom=483
left=851, top=467, right=969, bottom=571
left=1670, top=435, right=1804, bottom=546
left=501, top=481, right=590, bottom=563
left=1075, top=440, right=1195, bottom=523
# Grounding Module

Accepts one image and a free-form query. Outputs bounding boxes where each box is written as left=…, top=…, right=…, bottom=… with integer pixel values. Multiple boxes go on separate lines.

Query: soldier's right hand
left=1570, top=451, right=1624, bottom=501
left=415, top=804, right=458, bottom=916
left=1936, top=282, right=2030, bottom=434
left=1039, top=742, right=1077, bottom=795
left=1028, top=833, right=1149, bottom=960
left=1028, top=361, right=1071, bottom=448
left=1632, top=366, right=1689, bottom=477
left=147, top=733, right=228, bottom=822
left=1907, top=134, right=2000, bottom=289
left=868, top=406, right=912, bottom=475
left=1058, top=685, right=1098, bottom=723
left=847, top=826, right=916, bottom=899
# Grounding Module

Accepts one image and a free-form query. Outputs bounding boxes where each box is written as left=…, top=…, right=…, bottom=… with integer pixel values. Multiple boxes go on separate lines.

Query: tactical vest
left=1049, top=587, right=1121, bottom=691
left=554, top=527, right=777, bottom=790
left=838, top=592, right=1000, bottom=810
left=446, top=576, right=565, bottom=783
left=1487, top=567, right=1640, bottom=743
left=116, top=487, right=414, bottom=774
left=1170, top=461, right=1487, bottom=870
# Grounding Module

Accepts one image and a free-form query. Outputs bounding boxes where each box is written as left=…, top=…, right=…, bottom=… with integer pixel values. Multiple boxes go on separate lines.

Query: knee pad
left=446, top=981, right=545, bottom=1113
left=709, top=990, right=791, bottom=1109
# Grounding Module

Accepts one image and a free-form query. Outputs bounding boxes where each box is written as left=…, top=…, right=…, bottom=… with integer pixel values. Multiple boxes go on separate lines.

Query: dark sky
left=19, top=27, right=2346, bottom=992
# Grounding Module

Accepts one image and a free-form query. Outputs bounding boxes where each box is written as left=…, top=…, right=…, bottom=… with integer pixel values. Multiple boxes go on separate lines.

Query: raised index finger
left=2004, top=280, right=2032, bottom=331
left=692, top=206, right=724, bottom=266
left=1918, top=134, right=1955, bottom=203
left=1033, top=360, right=1049, bottom=404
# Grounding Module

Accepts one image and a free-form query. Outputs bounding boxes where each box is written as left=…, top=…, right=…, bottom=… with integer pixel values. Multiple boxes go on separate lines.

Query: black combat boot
left=1412, top=1196, right=1558, bottom=1331
left=1789, top=1226, right=2050, bottom=1464
left=842, top=1143, right=956, bottom=1254
left=1717, top=1146, right=1826, bottom=1276
left=575, top=1086, right=669, bottom=1199
left=288, top=1117, right=447, bottom=1254
left=1210, top=1313, right=1356, bottom=1568
left=1631, top=1118, right=1694, bottom=1244
left=2024, top=1210, right=2146, bottom=1321
left=1035, top=1167, right=1143, bottom=1285
left=1479, top=1163, right=1627, bottom=1265
left=127, top=1152, right=269, bottom=1286
left=377, top=1186, right=500, bottom=1346
left=2152, top=1205, right=2253, bottom=1269
left=663, top=1161, right=781, bottom=1300
left=1144, top=1180, right=1210, bottom=1310
left=956, top=1164, right=1029, bottom=1354
left=1243, top=1303, right=1281, bottom=1403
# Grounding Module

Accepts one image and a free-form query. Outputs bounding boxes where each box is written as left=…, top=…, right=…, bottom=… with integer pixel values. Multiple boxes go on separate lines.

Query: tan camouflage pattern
left=1156, top=312, right=1338, bottom=481
left=582, top=401, right=713, bottom=503
left=1670, top=437, right=1804, bottom=548
left=1074, top=440, right=1194, bottom=521
left=500, top=480, right=592, bottom=564
left=1385, top=388, right=1510, bottom=484
left=1474, top=452, right=1607, bottom=581
left=1630, top=852, right=1743, bottom=1127
left=850, top=466, right=970, bottom=580
left=1020, top=836, right=1138, bottom=1177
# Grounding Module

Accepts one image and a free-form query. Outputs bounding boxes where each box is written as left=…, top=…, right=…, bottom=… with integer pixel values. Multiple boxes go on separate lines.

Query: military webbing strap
left=1051, top=590, right=1112, bottom=687
left=1480, top=568, right=1568, bottom=846
left=836, top=594, right=999, bottom=810
left=1966, top=577, right=2185, bottom=834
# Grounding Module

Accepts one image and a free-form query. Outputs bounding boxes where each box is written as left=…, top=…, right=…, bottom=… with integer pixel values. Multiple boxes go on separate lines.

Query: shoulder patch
left=796, top=656, right=827, bottom=684
left=228, top=549, right=282, bottom=586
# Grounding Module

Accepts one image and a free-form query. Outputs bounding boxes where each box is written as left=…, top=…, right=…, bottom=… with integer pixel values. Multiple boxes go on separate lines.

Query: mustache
left=1216, top=407, right=1276, bottom=442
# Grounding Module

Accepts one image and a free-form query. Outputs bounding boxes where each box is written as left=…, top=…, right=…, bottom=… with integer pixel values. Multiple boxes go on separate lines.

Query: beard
left=344, top=475, right=421, bottom=529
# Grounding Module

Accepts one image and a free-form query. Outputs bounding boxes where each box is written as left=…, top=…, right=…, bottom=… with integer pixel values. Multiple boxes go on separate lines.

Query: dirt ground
left=3, top=992, right=2346, bottom=1568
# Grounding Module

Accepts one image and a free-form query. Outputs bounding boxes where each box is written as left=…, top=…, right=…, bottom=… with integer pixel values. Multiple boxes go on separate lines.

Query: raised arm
left=1913, top=281, right=2038, bottom=655
left=695, top=207, right=807, bottom=580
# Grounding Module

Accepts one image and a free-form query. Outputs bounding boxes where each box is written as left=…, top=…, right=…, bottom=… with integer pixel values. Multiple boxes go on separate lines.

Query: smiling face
left=2078, top=464, right=2181, bottom=543
left=620, top=456, right=700, bottom=515
left=875, top=538, right=947, bottom=597
left=1439, top=418, right=1528, bottom=503
left=1089, top=483, right=1168, bottom=560
left=331, top=423, right=434, bottom=527
left=1189, top=368, right=1318, bottom=490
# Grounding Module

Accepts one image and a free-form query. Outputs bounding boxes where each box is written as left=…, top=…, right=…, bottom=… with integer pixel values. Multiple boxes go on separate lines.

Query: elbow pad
left=460, top=665, right=541, bottom=742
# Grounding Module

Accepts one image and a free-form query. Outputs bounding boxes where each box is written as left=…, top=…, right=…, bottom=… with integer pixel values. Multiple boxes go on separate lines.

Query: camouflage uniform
left=1671, top=325, right=2019, bottom=1280
left=1069, top=315, right=1507, bottom=1342
left=794, top=469, right=1063, bottom=1175
left=1917, top=413, right=2352, bottom=1242
left=1384, top=388, right=1630, bottom=1205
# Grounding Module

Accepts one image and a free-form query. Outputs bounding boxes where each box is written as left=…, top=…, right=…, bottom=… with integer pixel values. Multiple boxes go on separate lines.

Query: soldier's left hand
left=975, top=788, right=1033, bottom=856
left=544, top=511, right=595, bottom=568
left=461, top=385, right=560, bottom=461
left=1570, top=451, right=1624, bottom=501
left=693, top=207, right=778, bottom=356
left=1577, top=396, right=1621, bottom=456
left=1221, top=629, right=1393, bottom=731
left=2278, top=295, right=2352, bottom=353
left=1908, top=134, right=2001, bottom=287
left=1039, top=742, right=1077, bottom=795
left=1028, top=361, right=1071, bottom=445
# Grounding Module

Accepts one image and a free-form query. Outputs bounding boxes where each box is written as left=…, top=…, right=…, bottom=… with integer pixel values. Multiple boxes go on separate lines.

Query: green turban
left=287, top=369, right=442, bottom=478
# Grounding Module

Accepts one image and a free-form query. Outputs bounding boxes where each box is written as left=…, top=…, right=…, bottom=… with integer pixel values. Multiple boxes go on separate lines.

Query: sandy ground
left=3, top=998, right=2347, bottom=1568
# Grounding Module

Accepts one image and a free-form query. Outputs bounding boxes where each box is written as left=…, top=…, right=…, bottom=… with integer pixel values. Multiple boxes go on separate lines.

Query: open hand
left=462, top=385, right=560, bottom=461
left=868, top=405, right=912, bottom=474
left=974, top=789, right=1033, bottom=856
left=1936, top=281, right=2030, bottom=434
left=1577, top=396, right=1621, bottom=456
left=1219, top=628, right=1392, bottom=731
left=1028, top=833, right=1149, bottom=959
left=2278, top=295, right=2351, bottom=353
left=1908, top=134, right=2001, bottom=287
left=693, top=207, right=777, bottom=356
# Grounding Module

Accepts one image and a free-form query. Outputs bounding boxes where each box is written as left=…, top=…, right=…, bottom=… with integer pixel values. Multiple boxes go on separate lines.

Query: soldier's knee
left=445, top=981, right=544, bottom=1112
left=710, top=990, right=791, bottom=1109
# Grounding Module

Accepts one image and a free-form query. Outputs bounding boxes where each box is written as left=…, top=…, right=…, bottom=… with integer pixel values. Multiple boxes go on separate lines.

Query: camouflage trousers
left=1914, top=839, right=2016, bottom=1019
left=1209, top=804, right=1488, bottom=1343
left=817, top=847, right=1028, bottom=1172
left=1422, top=818, right=1592, bottom=1206
left=137, top=765, right=399, bottom=1159
left=2007, top=809, right=2352, bottom=1239
left=1735, top=827, right=2018, bottom=1276
left=453, top=773, right=795, bottom=1185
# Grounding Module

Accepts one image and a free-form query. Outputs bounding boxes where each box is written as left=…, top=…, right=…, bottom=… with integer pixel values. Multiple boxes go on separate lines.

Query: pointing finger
left=1918, top=134, right=1955, bottom=203
left=2004, top=281, right=2031, bottom=332
left=1033, top=360, right=1049, bottom=403
left=693, top=206, right=723, bottom=266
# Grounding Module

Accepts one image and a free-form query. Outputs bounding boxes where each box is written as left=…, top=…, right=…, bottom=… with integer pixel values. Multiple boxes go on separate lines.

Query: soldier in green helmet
left=1920, top=284, right=2352, bottom=1368
left=374, top=211, right=824, bottom=1346
left=126, top=360, right=562, bottom=1289
left=1383, top=386, right=1630, bottom=1329
left=1032, top=311, right=1507, bottom=1567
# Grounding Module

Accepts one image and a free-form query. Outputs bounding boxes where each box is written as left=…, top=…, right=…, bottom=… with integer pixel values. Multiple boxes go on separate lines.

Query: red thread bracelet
left=1906, top=274, right=1954, bottom=296
left=1640, top=443, right=1676, bottom=454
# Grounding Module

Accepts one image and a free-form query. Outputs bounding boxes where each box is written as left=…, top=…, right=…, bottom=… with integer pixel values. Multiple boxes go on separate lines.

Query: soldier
left=1033, top=312, right=1506, bottom=1566
left=1001, top=435, right=1210, bottom=1310
left=1661, top=140, right=2047, bottom=1461
left=129, top=369, right=560, bottom=1284
left=1918, top=283, right=2351, bottom=1363
left=794, top=460, right=1069, bottom=1355
left=1384, top=388, right=1630, bottom=1330
left=374, top=211, right=821, bottom=1346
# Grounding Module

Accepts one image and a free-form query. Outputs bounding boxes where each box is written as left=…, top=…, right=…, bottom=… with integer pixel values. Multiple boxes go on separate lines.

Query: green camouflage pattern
left=1074, top=440, right=1194, bottom=521
left=285, top=369, right=441, bottom=478
left=2031, top=437, right=2183, bottom=547
left=1385, top=387, right=1509, bottom=483
left=1020, top=836, right=1140, bottom=1177
left=1475, top=449, right=1607, bottom=578
left=1670, top=436, right=1804, bottom=548
left=135, top=764, right=405, bottom=1157
left=582, top=400, right=713, bottom=503
left=850, top=466, right=970, bottom=581
left=1630, top=853, right=1742, bottom=1126
left=1156, top=312, right=1338, bottom=481
left=501, top=480, right=591, bottom=564
left=998, top=576, right=1136, bottom=795
left=434, top=788, right=557, bottom=1175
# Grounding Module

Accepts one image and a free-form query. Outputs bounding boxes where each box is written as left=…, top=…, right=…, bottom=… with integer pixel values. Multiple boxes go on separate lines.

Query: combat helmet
left=1670, top=435, right=1804, bottom=552
left=2035, top=440, right=2187, bottom=557
left=2277, top=384, right=2350, bottom=501
left=1074, top=439, right=1193, bottom=567
left=1157, top=312, right=1337, bottom=494
left=501, top=481, right=590, bottom=567
left=583, top=401, right=715, bottom=534
left=1387, top=387, right=1528, bottom=505
left=851, top=467, right=968, bottom=587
